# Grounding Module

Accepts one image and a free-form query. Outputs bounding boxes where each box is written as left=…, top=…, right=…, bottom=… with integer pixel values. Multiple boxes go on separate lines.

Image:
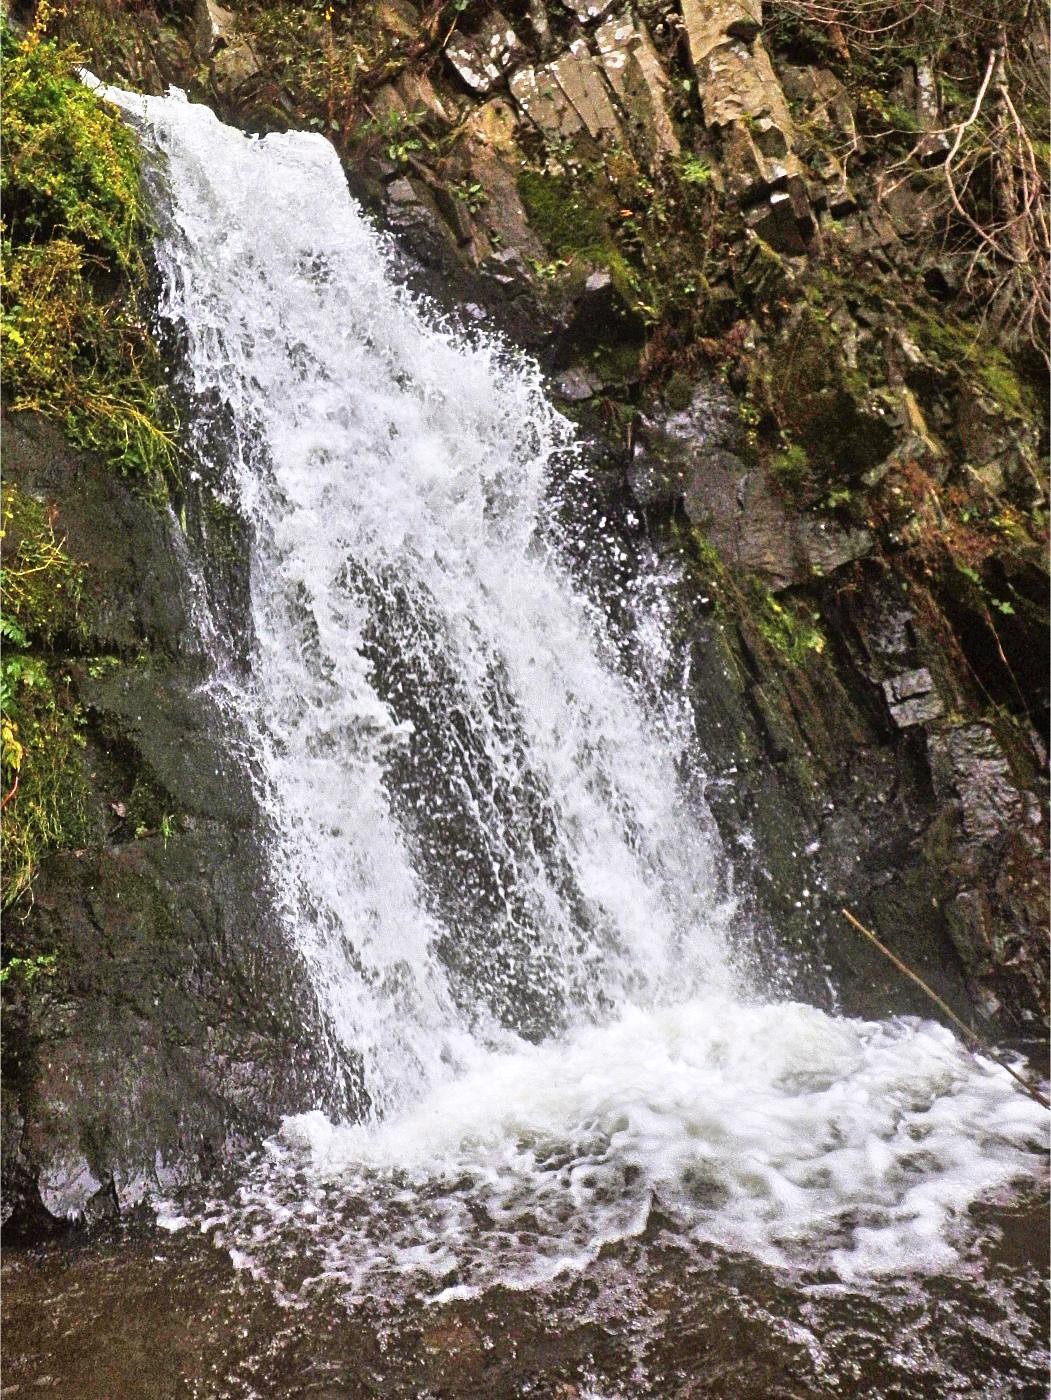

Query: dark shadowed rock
left=1, top=414, right=335, bottom=1234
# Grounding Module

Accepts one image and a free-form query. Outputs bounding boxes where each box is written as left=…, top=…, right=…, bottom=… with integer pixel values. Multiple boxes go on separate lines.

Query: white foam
left=213, top=998, right=1047, bottom=1299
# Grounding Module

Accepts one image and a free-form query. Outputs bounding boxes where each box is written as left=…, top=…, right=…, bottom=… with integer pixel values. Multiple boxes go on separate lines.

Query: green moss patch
left=1, top=485, right=91, bottom=910
left=910, top=309, right=1033, bottom=417
left=1, top=26, right=177, bottom=479
left=517, top=167, right=617, bottom=266
left=750, top=580, right=826, bottom=665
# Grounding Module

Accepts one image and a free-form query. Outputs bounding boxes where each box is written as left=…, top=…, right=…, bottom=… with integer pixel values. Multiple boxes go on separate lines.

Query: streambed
left=3, top=1189, right=1047, bottom=1398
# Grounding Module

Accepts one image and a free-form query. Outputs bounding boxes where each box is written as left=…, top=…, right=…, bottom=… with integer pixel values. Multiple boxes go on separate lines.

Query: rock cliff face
left=2, top=413, right=335, bottom=1234
left=2, top=0, right=1047, bottom=1227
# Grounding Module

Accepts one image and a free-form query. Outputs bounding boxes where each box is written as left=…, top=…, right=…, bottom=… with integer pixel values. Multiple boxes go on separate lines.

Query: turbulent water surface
left=74, top=79, right=1048, bottom=1392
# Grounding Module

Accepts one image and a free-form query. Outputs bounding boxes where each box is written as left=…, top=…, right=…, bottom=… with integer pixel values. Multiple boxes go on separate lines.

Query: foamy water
left=205, top=999, right=1045, bottom=1303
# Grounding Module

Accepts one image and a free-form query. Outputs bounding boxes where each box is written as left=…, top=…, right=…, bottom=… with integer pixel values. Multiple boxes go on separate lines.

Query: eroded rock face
left=679, top=0, right=812, bottom=247
left=192, top=0, right=260, bottom=95
left=636, top=380, right=874, bottom=590
left=503, top=7, right=681, bottom=173
left=1, top=414, right=333, bottom=1235
left=446, top=9, right=523, bottom=94
left=511, top=42, right=623, bottom=143
left=595, top=10, right=680, bottom=161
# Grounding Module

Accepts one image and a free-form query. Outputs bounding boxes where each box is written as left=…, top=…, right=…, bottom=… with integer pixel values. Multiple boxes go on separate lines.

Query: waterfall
left=93, top=82, right=1046, bottom=1301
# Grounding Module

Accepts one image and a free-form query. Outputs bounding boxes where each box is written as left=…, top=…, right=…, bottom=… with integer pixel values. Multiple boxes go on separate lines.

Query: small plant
left=1, top=24, right=140, bottom=262
left=0, top=952, right=57, bottom=988
left=452, top=179, right=487, bottom=213
left=85, top=655, right=121, bottom=679
left=680, top=155, right=713, bottom=188
left=528, top=256, right=570, bottom=280
left=956, top=561, right=1015, bottom=614
left=362, top=109, right=429, bottom=166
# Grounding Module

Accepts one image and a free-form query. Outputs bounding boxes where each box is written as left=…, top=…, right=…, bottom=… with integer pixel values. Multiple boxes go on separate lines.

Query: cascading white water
left=94, top=81, right=1046, bottom=1301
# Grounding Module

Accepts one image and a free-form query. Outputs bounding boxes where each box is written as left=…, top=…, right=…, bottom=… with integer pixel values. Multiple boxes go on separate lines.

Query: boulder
left=680, top=0, right=762, bottom=63
left=550, top=39, right=623, bottom=140
left=510, top=64, right=585, bottom=139
left=446, top=9, right=523, bottom=95
left=595, top=10, right=680, bottom=165
left=375, top=0, right=421, bottom=39
left=780, top=64, right=861, bottom=214
left=882, top=667, right=945, bottom=727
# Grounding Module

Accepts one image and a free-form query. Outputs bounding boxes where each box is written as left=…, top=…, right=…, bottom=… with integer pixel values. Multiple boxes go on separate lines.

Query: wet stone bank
left=3, top=1192, right=1049, bottom=1399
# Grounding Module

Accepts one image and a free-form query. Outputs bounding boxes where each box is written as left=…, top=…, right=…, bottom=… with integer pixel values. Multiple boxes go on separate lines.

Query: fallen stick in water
left=841, top=908, right=1050, bottom=1110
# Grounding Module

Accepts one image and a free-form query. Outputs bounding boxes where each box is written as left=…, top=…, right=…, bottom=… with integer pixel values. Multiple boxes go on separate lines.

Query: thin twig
left=0, top=772, right=19, bottom=812
left=841, top=908, right=1050, bottom=1109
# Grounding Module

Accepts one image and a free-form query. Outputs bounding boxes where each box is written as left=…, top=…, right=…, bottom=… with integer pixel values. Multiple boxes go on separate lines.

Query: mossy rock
left=753, top=307, right=895, bottom=477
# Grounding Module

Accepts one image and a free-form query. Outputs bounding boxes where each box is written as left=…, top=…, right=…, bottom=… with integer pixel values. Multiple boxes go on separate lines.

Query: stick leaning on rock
left=841, top=908, right=1050, bottom=1110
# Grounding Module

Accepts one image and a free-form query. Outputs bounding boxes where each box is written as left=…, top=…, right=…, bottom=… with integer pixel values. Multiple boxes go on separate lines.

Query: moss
left=736, top=234, right=794, bottom=307
left=588, top=339, right=642, bottom=385
left=689, top=528, right=725, bottom=577
left=1, top=25, right=141, bottom=261
left=770, top=442, right=809, bottom=493
left=750, top=580, right=826, bottom=665
left=974, top=359, right=1029, bottom=416
left=1, top=26, right=177, bottom=480
left=910, top=308, right=1032, bottom=416
left=200, top=493, right=246, bottom=564
left=517, top=166, right=621, bottom=268
left=1, top=486, right=91, bottom=909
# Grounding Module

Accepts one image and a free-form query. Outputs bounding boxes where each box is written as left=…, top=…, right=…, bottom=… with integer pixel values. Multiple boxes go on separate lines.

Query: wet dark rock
left=634, top=377, right=876, bottom=586
left=928, top=724, right=1027, bottom=846
left=882, top=667, right=944, bottom=727
left=4, top=414, right=190, bottom=655
left=744, top=184, right=813, bottom=254
left=1, top=414, right=334, bottom=1233
left=556, top=366, right=600, bottom=401
left=684, top=452, right=800, bottom=588
left=557, top=267, right=645, bottom=365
